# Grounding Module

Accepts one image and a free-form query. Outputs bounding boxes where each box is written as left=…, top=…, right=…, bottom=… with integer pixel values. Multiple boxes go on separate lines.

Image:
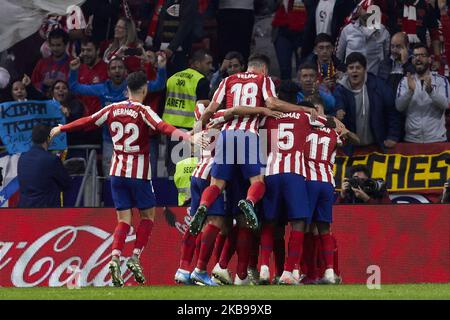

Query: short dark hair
left=304, top=94, right=324, bottom=107
left=224, top=51, right=245, bottom=66
left=298, top=62, right=317, bottom=73
left=345, top=52, right=367, bottom=69
left=277, top=80, right=300, bottom=104
left=349, top=165, right=371, bottom=178
left=81, top=37, right=100, bottom=49
left=127, top=71, right=147, bottom=92
left=248, top=53, right=271, bottom=69
left=108, top=57, right=125, bottom=69
left=190, top=49, right=212, bottom=64
left=315, top=33, right=334, bottom=46
left=48, top=28, right=69, bottom=45
left=32, top=124, right=51, bottom=144
left=412, top=43, right=429, bottom=55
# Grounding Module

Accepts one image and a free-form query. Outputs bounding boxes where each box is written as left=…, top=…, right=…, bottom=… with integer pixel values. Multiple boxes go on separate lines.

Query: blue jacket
left=69, top=67, right=167, bottom=139
left=17, top=145, right=71, bottom=207
left=334, top=73, right=402, bottom=152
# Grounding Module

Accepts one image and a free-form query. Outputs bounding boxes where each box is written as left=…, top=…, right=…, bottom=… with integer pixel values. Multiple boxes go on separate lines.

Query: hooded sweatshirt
left=339, top=73, right=374, bottom=145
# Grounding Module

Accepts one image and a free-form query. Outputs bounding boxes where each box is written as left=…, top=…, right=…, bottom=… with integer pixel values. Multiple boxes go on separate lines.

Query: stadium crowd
left=0, top=0, right=449, bottom=286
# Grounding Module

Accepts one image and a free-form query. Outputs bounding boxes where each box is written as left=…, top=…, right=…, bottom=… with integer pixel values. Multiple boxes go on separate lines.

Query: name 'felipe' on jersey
left=303, top=126, right=342, bottom=186
left=263, top=111, right=327, bottom=176
left=92, top=100, right=162, bottom=180
left=212, top=71, right=277, bottom=134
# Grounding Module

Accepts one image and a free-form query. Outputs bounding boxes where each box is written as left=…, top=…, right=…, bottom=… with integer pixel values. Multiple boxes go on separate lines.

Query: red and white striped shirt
left=262, top=111, right=327, bottom=176
left=212, top=72, right=276, bottom=134
left=60, top=100, right=190, bottom=180
left=303, top=126, right=342, bottom=186
left=192, top=106, right=226, bottom=180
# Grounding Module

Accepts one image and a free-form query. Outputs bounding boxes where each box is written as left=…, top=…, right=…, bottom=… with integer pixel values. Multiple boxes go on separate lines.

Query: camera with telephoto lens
left=443, top=178, right=450, bottom=203
left=346, top=177, right=387, bottom=198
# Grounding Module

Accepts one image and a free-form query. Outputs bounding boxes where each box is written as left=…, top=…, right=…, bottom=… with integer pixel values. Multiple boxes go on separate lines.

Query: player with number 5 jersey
left=50, top=71, right=195, bottom=288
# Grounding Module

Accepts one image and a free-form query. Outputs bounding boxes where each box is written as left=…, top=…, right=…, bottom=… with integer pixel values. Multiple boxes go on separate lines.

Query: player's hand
left=308, top=107, right=318, bottom=121
left=262, top=109, right=284, bottom=119
left=351, top=186, right=371, bottom=202
left=384, top=139, right=397, bottom=148
left=407, top=73, right=416, bottom=93
left=333, top=117, right=346, bottom=132
left=70, top=57, right=81, bottom=70
left=22, top=74, right=31, bottom=87
left=338, top=126, right=350, bottom=138
left=191, top=131, right=209, bottom=149
left=49, top=125, right=62, bottom=141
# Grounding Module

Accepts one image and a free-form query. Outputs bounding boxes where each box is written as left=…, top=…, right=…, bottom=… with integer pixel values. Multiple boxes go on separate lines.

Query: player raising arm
left=50, top=71, right=197, bottom=287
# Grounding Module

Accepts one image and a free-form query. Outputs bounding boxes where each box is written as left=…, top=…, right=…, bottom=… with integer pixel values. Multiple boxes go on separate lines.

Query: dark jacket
left=18, top=145, right=71, bottom=207
left=302, top=0, right=356, bottom=59
left=334, top=73, right=402, bottom=153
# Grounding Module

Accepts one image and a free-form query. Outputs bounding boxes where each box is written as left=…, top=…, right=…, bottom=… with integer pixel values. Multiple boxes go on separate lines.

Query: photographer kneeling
left=338, top=165, right=391, bottom=204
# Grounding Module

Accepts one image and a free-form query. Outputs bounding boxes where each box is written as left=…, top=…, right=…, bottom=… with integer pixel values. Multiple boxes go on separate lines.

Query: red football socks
left=260, top=224, right=274, bottom=266
left=179, top=231, right=198, bottom=270
left=212, top=233, right=227, bottom=264
left=246, top=181, right=266, bottom=205
left=112, top=221, right=130, bottom=258
left=320, top=233, right=335, bottom=269
left=219, top=225, right=238, bottom=269
left=196, top=224, right=221, bottom=271
left=284, top=230, right=304, bottom=273
left=273, top=236, right=285, bottom=277
left=133, top=219, right=154, bottom=257
left=236, top=227, right=252, bottom=280
left=332, top=234, right=340, bottom=275
left=200, top=185, right=221, bottom=208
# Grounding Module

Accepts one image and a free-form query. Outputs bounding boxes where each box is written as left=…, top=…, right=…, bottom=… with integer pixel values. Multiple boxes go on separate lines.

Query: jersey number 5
left=111, top=122, right=140, bottom=152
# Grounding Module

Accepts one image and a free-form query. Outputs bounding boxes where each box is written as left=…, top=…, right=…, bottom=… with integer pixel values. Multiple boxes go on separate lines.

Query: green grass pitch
left=0, top=284, right=449, bottom=300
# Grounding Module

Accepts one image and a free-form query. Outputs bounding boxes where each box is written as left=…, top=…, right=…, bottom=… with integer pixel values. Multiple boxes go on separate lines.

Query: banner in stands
left=0, top=100, right=67, bottom=154
left=0, top=206, right=448, bottom=287
left=335, top=143, right=450, bottom=203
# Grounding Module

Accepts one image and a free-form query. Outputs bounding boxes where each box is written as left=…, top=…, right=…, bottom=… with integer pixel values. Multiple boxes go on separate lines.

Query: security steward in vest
left=162, top=49, right=213, bottom=177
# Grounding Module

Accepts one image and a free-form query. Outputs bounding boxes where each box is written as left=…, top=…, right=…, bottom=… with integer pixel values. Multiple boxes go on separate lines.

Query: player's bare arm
left=265, top=97, right=318, bottom=120
left=200, top=101, right=221, bottom=128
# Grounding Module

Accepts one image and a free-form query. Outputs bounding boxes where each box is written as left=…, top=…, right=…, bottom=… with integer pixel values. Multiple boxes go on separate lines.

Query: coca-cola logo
left=0, top=226, right=138, bottom=287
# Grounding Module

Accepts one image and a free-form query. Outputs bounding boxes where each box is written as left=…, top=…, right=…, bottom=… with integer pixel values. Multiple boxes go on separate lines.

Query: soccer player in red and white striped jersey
left=302, top=95, right=359, bottom=284
left=50, top=71, right=194, bottom=287
left=259, top=85, right=329, bottom=285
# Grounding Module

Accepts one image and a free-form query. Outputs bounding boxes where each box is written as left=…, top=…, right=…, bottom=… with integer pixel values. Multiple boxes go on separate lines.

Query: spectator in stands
left=103, top=17, right=145, bottom=73
left=31, top=29, right=71, bottom=96
left=271, top=0, right=307, bottom=80
left=217, top=0, right=255, bottom=64
left=378, top=32, right=415, bottom=95
left=334, top=52, right=401, bottom=150
left=78, top=37, right=108, bottom=116
left=69, top=54, right=167, bottom=175
left=396, top=43, right=450, bottom=143
left=441, top=178, right=450, bottom=203
left=162, top=49, right=213, bottom=177
left=152, top=0, right=200, bottom=76
left=337, top=164, right=391, bottom=204
left=17, top=124, right=71, bottom=207
left=302, top=0, right=355, bottom=60
left=296, top=63, right=336, bottom=114
left=306, top=33, right=346, bottom=92
left=386, top=0, right=442, bottom=71
left=50, top=80, right=85, bottom=157
left=209, top=51, right=245, bottom=97
left=336, top=2, right=390, bottom=75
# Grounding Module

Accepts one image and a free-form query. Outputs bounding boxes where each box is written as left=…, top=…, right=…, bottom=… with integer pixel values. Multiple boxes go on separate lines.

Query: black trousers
left=217, top=9, right=255, bottom=63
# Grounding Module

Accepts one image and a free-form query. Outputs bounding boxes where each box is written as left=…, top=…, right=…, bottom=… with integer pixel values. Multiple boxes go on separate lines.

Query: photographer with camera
left=338, top=164, right=391, bottom=204
left=440, top=179, right=450, bottom=204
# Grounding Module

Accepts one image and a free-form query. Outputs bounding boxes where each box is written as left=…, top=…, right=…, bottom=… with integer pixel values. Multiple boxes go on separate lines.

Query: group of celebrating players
left=50, top=52, right=359, bottom=287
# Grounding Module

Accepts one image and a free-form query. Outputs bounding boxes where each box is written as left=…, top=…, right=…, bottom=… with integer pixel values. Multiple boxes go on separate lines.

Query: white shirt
left=316, top=0, right=336, bottom=35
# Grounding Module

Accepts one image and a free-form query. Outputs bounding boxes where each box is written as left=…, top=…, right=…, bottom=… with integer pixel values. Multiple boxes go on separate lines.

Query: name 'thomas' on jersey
left=303, top=126, right=342, bottom=186
left=212, top=71, right=276, bottom=134
left=263, top=111, right=327, bottom=176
